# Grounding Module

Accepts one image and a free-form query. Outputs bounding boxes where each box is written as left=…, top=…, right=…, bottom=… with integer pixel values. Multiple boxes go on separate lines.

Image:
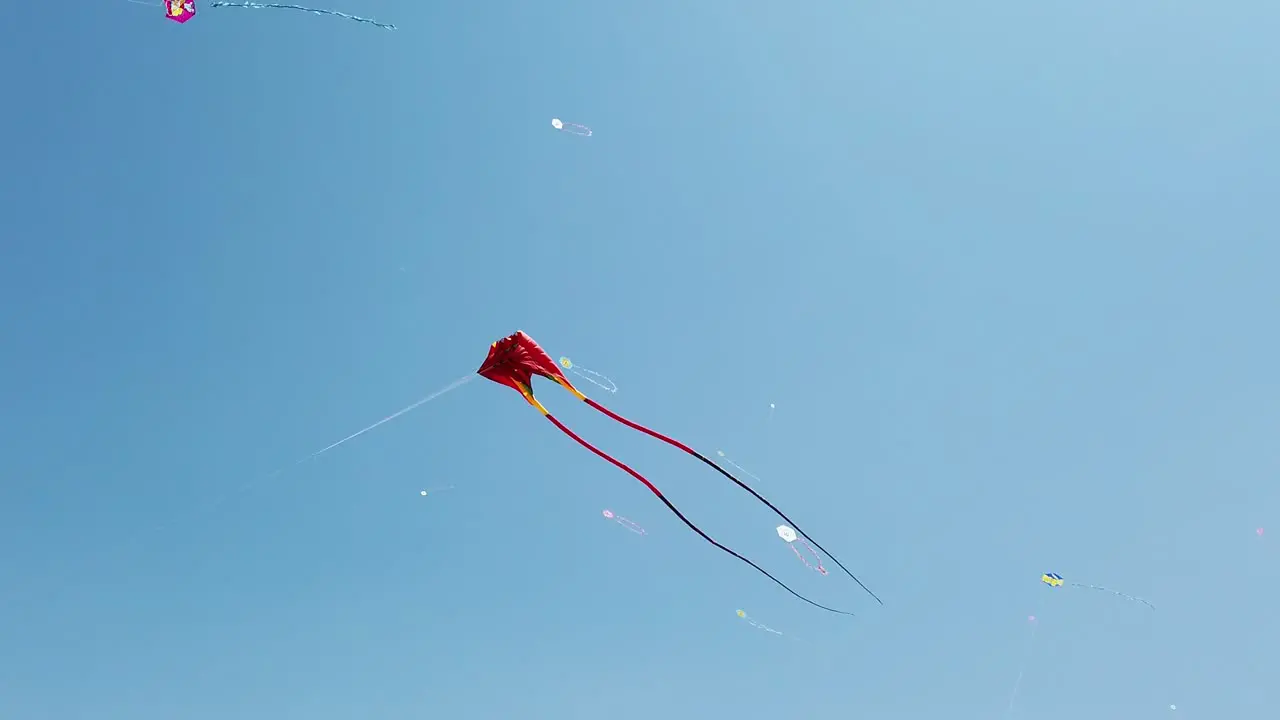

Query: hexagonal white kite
left=777, top=525, right=828, bottom=575
left=551, top=118, right=592, bottom=136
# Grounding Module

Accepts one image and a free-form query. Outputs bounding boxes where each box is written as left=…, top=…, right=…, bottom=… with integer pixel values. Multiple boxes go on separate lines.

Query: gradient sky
left=2, top=2, right=1277, bottom=719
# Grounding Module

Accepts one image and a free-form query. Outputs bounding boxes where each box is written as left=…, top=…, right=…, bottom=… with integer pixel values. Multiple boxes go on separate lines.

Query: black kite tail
left=582, top=397, right=883, bottom=606
left=544, top=413, right=855, bottom=617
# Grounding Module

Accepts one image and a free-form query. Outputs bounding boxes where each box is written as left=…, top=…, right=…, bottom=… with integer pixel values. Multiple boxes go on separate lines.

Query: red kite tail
left=543, top=412, right=854, bottom=617
left=582, top=397, right=883, bottom=606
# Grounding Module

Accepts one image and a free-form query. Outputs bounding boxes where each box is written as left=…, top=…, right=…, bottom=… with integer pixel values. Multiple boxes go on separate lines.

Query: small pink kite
left=1258, top=528, right=1265, bottom=537
left=130, top=0, right=396, bottom=29
left=164, top=0, right=196, bottom=22
left=776, top=525, right=827, bottom=575
left=602, top=509, right=645, bottom=535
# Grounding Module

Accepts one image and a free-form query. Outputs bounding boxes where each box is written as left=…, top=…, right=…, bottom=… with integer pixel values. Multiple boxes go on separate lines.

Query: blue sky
left=2, top=1, right=1277, bottom=718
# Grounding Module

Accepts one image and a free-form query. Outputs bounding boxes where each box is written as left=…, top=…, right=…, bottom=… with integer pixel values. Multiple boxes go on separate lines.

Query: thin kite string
left=1005, top=593, right=1049, bottom=718
left=21, top=372, right=477, bottom=607
left=158, top=373, right=477, bottom=526
left=210, top=2, right=397, bottom=30
left=1004, top=619, right=1039, bottom=716
left=292, top=375, right=473, bottom=463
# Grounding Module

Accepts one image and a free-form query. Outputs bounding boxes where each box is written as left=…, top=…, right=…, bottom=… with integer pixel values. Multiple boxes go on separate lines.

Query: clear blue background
left=2, top=1, right=1276, bottom=718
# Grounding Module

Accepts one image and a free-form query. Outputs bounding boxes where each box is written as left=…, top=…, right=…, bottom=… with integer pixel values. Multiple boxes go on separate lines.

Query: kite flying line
left=291, top=375, right=475, bottom=464
left=165, top=374, right=477, bottom=524
left=1004, top=605, right=1045, bottom=717
left=24, top=371, right=476, bottom=608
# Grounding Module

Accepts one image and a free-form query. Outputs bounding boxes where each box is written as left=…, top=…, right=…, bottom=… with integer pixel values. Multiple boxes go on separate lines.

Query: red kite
left=478, top=331, right=881, bottom=615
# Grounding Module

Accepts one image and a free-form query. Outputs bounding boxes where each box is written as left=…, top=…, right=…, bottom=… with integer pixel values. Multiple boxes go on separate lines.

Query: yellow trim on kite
left=554, top=375, right=587, bottom=401
left=516, top=383, right=551, bottom=415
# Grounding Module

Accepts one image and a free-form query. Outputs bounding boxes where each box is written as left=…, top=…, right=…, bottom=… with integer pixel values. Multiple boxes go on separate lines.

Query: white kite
left=776, top=524, right=827, bottom=575
left=551, top=118, right=592, bottom=136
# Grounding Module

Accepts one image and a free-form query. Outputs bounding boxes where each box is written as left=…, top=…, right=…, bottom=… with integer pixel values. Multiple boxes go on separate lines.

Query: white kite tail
left=613, top=514, right=646, bottom=535
left=1071, top=583, right=1155, bottom=610
left=746, top=617, right=783, bottom=636
left=209, top=2, right=397, bottom=29
left=714, top=451, right=767, bottom=486
left=568, top=366, right=617, bottom=393
left=558, top=122, right=592, bottom=136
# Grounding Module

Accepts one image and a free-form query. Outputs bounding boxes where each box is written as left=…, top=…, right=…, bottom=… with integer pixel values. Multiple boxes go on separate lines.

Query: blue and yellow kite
left=1040, top=572, right=1152, bottom=609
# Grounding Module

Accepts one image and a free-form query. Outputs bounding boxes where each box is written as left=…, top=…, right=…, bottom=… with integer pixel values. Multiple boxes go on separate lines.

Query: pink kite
left=138, top=0, right=395, bottom=29
left=164, top=0, right=196, bottom=22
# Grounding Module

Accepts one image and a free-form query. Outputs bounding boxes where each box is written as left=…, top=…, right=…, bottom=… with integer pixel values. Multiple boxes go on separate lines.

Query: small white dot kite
left=714, top=450, right=766, bottom=485
left=601, top=509, right=645, bottom=535
left=551, top=118, right=592, bottom=137
left=777, top=525, right=828, bottom=575
left=736, top=609, right=783, bottom=636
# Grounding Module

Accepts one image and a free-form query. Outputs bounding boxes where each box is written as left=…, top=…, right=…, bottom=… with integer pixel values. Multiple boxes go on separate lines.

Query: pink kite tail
left=790, top=538, right=828, bottom=575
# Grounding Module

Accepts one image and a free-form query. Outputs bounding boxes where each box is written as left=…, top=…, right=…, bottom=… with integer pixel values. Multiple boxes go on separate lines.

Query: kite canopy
left=776, top=525, right=797, bottom=543
left=165, top=0, right=196, bottom=22
left=477, top=331, right=572, bottom=395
